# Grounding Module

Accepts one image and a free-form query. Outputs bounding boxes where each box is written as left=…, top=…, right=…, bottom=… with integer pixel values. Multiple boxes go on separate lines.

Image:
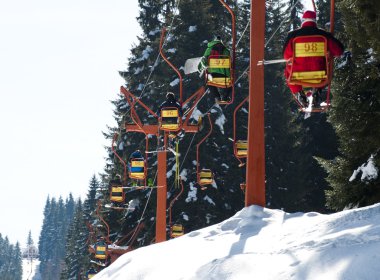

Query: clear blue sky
left=0, top=0, right=140, bottom=248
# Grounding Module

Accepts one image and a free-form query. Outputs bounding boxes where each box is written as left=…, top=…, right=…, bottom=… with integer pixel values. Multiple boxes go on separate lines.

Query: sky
left=0, top=0, right=141, bottom=247
left=92, top=203, right=380, bottom=280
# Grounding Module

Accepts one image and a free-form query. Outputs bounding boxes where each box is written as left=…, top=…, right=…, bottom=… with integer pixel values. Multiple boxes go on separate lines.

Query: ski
left=104, top=204, right=134, bottom=210
left=90, top=260, right=107, bottom=267
left=184, top=57, right=202, bottom=75
left=167, top=147, right=180, bottom=156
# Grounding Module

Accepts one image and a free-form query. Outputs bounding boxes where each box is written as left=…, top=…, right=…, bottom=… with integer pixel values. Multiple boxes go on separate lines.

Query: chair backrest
left=129, top=159, right=146, bottom=179
left=198, top=169, right=213, bottom=185
left=209, top=56, right=230, bottom=69
left=95, top=244, right=107, bottom=259
left=235, top=140, right=248, bottom=157
left=288, top=35, right=330, bottom=87
left=131, top=159, right=144, bottom=167
left=110, top=186, right=124, bottom=202
left=171, top=224, right=184, bottom=238
left=160, top=107, right=181, bottom=131
left=207, top=55, right=232, bottom=88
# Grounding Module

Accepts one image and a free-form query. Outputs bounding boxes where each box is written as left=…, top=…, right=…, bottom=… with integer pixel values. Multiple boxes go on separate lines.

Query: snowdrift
left=93, top=204, right=380, bottom=280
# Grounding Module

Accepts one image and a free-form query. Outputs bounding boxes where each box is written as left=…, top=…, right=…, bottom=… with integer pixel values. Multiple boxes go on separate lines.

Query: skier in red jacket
left=283, top=10, right=344, bottom=107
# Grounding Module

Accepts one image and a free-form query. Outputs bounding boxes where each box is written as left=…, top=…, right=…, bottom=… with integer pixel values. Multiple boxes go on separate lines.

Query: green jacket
left=198, top=40, right=231, bottom=77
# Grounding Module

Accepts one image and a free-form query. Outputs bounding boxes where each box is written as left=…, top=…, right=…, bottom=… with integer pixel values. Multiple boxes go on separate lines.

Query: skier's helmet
left=166, top=92, right=175, bottom=100
left=214, top=34, right=222, bottom=41
left=301, top=10, right=317, bottom=26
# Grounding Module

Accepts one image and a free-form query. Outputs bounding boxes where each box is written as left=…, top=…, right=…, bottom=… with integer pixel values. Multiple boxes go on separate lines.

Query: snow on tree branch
left=349, top=155, right=379, bottom=182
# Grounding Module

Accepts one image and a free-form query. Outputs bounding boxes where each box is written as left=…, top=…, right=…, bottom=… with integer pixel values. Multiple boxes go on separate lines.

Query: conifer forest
left=0, top=234, right=22, bottom=279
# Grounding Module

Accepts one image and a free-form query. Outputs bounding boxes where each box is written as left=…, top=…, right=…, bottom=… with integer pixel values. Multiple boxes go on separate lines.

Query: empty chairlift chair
left=198, top=168, right=214, bottom=185
left=171, top=224, right=184, bottom=238
left=235, top=140, right=248, bottom=157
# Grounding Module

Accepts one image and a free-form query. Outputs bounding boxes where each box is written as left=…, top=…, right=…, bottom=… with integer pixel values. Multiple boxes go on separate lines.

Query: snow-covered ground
left=92, top=203, right=380, bottom=280
left=22, top=259, right=41, bottom=280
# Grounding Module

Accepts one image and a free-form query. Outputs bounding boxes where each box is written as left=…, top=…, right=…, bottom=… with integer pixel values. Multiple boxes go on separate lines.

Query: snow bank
left=93, top=203, right=380, bottom=280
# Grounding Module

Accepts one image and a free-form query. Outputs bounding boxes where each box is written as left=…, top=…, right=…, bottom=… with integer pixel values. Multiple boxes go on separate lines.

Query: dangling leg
left=147, top=178, right=154, bottom=187
left=296, top=89, right=308, bottom=107
left=221, top=87, right=232, bottom=102
left=287, top=82, right=308, bottom=107
left=168, top=135, right=175, bottom=149
left=208, top=86, right=221, bottom=103
left=312, top=87, right=323, bottom=107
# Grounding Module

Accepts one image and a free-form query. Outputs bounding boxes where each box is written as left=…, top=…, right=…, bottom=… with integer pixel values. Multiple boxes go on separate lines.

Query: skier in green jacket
left=198, top=35, right=232, bottom=102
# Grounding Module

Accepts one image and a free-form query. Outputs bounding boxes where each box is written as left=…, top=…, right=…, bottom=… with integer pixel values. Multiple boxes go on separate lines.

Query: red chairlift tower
left=245, top=0, right=266, bottom=207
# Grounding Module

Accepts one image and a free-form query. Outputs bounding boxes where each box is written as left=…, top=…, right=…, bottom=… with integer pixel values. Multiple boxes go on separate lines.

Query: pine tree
left=61, top=176, right=104, bottom=279
left=319, top=0, right=380, bottom=210
left=0, top=235, right=22, bottom=280
left=11, top=242, right=22, bottom=280
left=38, top=195, right=77, bottom=279
left=25, top=230, right=38, bottom=260
left=83, top=175, right=100, bottom=220
left=61, top=200, right=90, bottom=280
left=38, top=196, right=52, bottom=277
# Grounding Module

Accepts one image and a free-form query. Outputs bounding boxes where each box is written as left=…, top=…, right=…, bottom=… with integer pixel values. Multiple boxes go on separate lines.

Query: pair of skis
left=104, top=203, right=135, bottom=211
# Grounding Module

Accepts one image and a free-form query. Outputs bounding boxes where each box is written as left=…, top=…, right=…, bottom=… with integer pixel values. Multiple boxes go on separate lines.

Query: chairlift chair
left=109, top=185, right=125, bottom=203
left=206, top=55, right=233, bottom=88
left=87, top=270, right=97, bottom=279
left=198, top=168, right=214, bottom=185
left=160, top=107, right=182, bottom=131
left=170, top=224, right=184, bottom=238
left=234, top=140, right=248, bottom=158
left=287, top=35, right=331, bottom=88
left=129, top=158, right=146, bottom=180
left=94, top=242, right=107, bottom=260
left=196, top=114, right=214, bottom=186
